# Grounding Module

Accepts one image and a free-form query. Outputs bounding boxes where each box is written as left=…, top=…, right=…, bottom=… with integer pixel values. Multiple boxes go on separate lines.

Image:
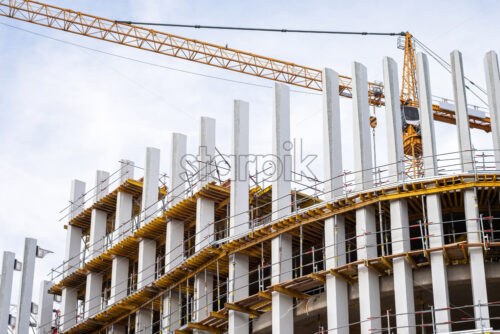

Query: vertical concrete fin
left=94, top=170, right=110, bottom=202
left=141, top=147, right=160, bottom=225
left=170, top=133, right=187, bottom=207
left=37, top=280, right=55, bottom=334
left=416, top=52, right=439, bottom=177
left=199, top=117, right=216, bottom=188
left=382, top=57, right=404, bottom=182
left=484, top=50, right=500, bottom=168
left=0, top=252, right=15, bottom=333
left=450, top=50, right=474, bottom=170
left=16, top=237, right=37, bottom=334
left=230, top=100, right=250, bottom=237
left=322, top=68, right=343, bottom=200
left=352, top=61, right=373, bottom=190
left=119, top=159, right=135, bottom=184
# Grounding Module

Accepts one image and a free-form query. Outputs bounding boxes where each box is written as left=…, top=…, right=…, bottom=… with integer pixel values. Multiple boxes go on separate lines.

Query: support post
left=484, top=51, right=500, bottom=169
left=383, top=56, right=416, bottom=334
left=37, top=280, right=54, bottom=334
left=352, top=61, right=381, bottom=333
left=163, top=133, right=187, bottom=333
left=0, top=252, right=15, bottom=333
left=228, top=100, right=250, bottom=334
left=61, top=179, right=85, bottom=331
left=271, top=83, right=294, bottom=334
left=194, top=117, right=216, bottom=328
left=16, top=237, right=37, bottom=334
left=136, top=147, right=160, bottom=334
left=322, top=67, right=349, bottom=334
left=89, top=173, right=109, bottom=263
left=451, top=50, right=490, bottom=329
left=417, top=52, right=451, bottom=332
left=110, top=160, right=134, bottom=306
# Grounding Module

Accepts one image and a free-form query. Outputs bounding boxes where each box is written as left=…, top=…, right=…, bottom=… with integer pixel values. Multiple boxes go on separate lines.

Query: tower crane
left=0, top=0, right=491, bottom=177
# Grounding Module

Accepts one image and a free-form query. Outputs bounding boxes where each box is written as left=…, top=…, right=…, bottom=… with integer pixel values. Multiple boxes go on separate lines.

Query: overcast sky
left=0, top=0, right=499, bottom=311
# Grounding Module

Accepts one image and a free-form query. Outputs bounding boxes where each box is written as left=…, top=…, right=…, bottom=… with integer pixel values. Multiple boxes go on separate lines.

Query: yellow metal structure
left=0, top=0, right=491, bottom=133
left=400, top=32, right=419, bottom=107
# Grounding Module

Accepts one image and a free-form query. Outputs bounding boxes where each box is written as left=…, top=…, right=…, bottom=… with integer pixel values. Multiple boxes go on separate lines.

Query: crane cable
left=114, top=21, right=406, bottom=37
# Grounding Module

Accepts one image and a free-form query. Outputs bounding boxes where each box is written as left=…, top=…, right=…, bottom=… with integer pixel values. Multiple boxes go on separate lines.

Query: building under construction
left=1, top=1, right=500, bottom=334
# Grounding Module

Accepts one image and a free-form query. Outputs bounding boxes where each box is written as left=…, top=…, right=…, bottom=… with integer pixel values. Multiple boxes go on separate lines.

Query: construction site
left=1, top=1, right=500, bottom=334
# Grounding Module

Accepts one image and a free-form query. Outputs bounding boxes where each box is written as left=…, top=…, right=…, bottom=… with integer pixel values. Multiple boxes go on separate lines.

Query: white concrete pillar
left=322, top=68, right=349, bottom=334
left=141, top=147, right=161, bottom=227
left=196, top=117, right=216, bottom=252
left=194, top=272, right=213, bottom=322
left=135, top=148, right=161, bottom=333
left=60, top=288, right=77, bottom=332
left=0, top=252, right=15, bottom=333
left=228, top=100, right=250, bottom=334
left=15, top=238, right=37, bottom=334
left=37, top=280, right=54, bottom=334
left=109, top=161, right=134, bottom=306
left=198, top=117, right=216, bottom=189
left=163, top=133, right=187, bottom=333
left=451, top=50, right=490, bottom=329
left=109, top=256, right=128, bottom=305
left=108, top=324, right=126, bottom=334
left=94, top=170, right=110, bottom=202
left=194, top=118, right=216, bottom=327
left=352, top=61, right=381, bottom=333
left=383, top=57, right=416, bottom=334
left=135, top=238, right=156, bottom=334
left=271, top=83, right=294, bottom=334
left=115, top=160, right=134, bottom=242
left=165, top=133, right=187, bottom=272
left=417, top=52, right=452, bottom=332
left=119, top=159, right=135, bottom=184
left=84, top=272, right=103, bottom=318
left=484, top=51, right=500, bottom=169
left=64, top=179, right=85, bottom=276
left=163, top=292, right=181, bottom=334
left=88, top=209, right=107, bottom=260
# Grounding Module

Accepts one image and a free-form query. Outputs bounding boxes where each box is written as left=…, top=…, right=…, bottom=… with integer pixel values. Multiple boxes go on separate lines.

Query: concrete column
left=108, top=324, right=126, bottom=334
left=484, top=51, right=500, bottom=169
left=198, top=117, right=216, bottom=189
left=165, top=133, right=187, bottom=272
left=196, top=117, right=216, bottom=252
left=84, top=272, right=103, bottom=318
left=60, top=288, right=77, bottom=332
left=194, top=272, right=213, bottom=322
left=194, top=117, right=216, bottom=327
left=88, top=209, right=107, bottom=260
left=451, top=50, right=490, bottom=329
left=109, top=161, right=134, bottom=307
left=322, top=68, right=349, bottom=334
left=352, top=61, right=381, bottom=333
left=15, top=238, right=37, bottom=334
left=141, top=147, right=161, bottom=227
left=37, top=280, right=54, bottom=334
left=163, top=133, right=187, bottom=333
left=417, top=52, right=451, bottom=332
left=0, top=252, right=15, bottom=333
left=115, top=160, right=134, bottom=242
left=163, top=292, right=181, bottom=334
left=136, top=148, right=160, bottom=334
left=64, top=180, right=85, bottom=276
left=94, top=170, right=110, bottom=202
left=383, top=57, right=416, bottom=334
left=135, top=238, right=156, bottom=334
left=109, top=256, right=129, bottom=305
left=271, top=83, right=294, bottom=334
left=228, top=100, right=250, bottom=334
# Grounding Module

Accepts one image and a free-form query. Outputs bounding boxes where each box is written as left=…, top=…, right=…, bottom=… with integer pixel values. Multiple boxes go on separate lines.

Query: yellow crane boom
left=0, top=0, right=490, bottom=133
